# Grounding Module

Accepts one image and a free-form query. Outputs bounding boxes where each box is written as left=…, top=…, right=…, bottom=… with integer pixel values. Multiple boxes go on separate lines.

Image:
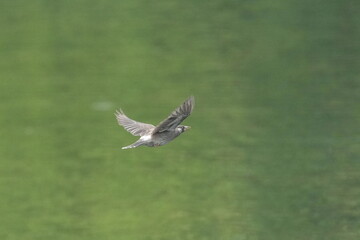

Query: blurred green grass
left=0, top=0, right=359, bottom=239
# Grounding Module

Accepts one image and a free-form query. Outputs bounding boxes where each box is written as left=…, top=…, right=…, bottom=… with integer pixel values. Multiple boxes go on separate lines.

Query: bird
left=115, top=96, right=195, bottom=149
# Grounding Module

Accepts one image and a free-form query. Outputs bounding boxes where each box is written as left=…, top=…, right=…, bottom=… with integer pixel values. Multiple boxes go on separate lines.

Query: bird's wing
left=115, top=109, right=155, bottom=136
left=153, top=96, right=195, bottom=134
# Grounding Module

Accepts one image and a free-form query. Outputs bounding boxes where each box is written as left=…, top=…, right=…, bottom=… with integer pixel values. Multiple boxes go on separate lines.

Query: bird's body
left=115, top=96, right=194, bottom=149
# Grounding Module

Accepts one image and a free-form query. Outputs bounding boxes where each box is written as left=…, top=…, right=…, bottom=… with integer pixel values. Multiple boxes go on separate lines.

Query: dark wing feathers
left=115, top=109, right=155, bottom=136
left=153, top=96, right=195, bottom=133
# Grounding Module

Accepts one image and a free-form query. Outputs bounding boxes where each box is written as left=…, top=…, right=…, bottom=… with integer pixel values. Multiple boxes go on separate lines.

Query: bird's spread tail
left=122, top=140, right=144, bottom=150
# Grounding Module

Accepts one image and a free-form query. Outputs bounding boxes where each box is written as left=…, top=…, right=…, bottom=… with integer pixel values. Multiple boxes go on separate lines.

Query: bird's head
left=177, top=125, right=191, bottom=133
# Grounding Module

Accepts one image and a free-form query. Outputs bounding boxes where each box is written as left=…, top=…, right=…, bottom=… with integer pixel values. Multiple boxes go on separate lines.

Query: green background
left=0, top=0, right=359, bottom=239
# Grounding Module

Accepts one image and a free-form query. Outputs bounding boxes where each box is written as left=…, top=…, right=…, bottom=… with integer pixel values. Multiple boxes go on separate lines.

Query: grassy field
left=0, top=0, right=359, bottom=239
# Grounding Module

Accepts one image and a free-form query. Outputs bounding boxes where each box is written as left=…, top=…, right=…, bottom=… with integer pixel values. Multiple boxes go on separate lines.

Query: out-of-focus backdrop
left=0, top=1, right=359, bottom=239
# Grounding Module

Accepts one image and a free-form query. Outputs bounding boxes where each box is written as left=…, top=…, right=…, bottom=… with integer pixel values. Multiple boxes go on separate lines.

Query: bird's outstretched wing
left=115, top=110, right=155, bottom=136
left=153, top=96, right=195, bottom=134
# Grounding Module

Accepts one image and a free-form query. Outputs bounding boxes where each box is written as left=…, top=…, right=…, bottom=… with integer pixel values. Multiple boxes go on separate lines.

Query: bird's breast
left=151, top=131, right=180, bottom=146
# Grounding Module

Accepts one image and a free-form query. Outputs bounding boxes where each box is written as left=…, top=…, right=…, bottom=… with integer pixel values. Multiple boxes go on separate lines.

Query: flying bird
left=115, top=96, right=195, bottom=149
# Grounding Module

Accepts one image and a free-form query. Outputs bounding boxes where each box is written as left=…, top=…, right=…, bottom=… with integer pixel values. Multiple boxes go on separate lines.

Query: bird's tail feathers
left=122, top=140, right=145, bottom=150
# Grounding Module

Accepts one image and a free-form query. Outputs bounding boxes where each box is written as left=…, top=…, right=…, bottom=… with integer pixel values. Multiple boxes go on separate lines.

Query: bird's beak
left=185, top=126, right=191, bottom=131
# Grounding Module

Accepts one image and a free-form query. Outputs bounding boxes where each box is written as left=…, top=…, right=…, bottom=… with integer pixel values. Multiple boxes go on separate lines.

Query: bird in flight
left=115, top=96, right=195, bottom=149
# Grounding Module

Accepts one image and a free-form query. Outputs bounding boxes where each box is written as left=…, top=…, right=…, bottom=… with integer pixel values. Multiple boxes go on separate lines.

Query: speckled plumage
left=115, top=96, right=194, bottom=149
